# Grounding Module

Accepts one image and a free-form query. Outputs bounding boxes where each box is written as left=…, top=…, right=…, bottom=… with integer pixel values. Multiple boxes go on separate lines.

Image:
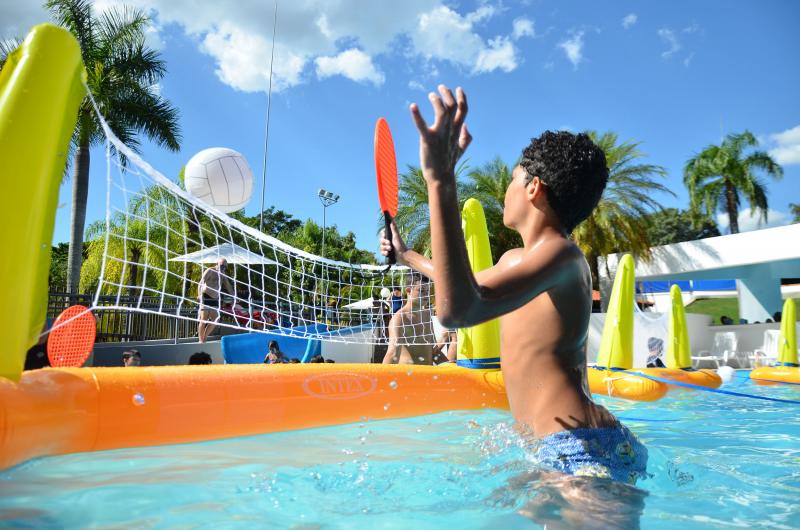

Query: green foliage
left=391, top=163, right=472, bottom=257
left=0, top=38, right=22, bottom=70
left=39, top=0, right=182, bottom=292
left=790, top=203, right=800, bottom=223
left=239, top=207, right=302, bottom=237
left=684, top=131, right=783, bottom=234
left=685, top=297, right=739, bottom=325
left=645, top=208, right=720, bottom=246
left=49, top=243, right=70, bottom=291
left=463, top=157, right=523, bottom=262
left=572, top=131, right=673, bottom=287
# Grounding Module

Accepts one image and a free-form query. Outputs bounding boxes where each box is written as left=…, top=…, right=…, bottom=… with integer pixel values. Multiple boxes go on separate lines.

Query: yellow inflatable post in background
left=751, top=298, right=799, bottom=384
left=456, top=198, right=501, bottom=369
left=589, top=254, right=667, bottom=401
left=643, top=283, right=721, bottom=389
left=666, top=284, right=692, bottom=369
left=777, top=297, right=798, bottom=366
left=595, top=254, right=635, bottom=369
left=0, top=24, right=86, bottom=381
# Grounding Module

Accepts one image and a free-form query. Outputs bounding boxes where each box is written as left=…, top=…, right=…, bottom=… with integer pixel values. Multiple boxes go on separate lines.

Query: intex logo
left=302, top=372, right=378, bottom=400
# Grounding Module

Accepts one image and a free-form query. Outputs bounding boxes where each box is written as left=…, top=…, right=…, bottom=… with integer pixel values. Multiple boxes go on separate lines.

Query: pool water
left=1, top=372, right=799, bottom=529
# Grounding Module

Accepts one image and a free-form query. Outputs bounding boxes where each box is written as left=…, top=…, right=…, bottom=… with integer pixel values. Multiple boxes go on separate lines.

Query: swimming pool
left=1, top=372, right=798, bottom=529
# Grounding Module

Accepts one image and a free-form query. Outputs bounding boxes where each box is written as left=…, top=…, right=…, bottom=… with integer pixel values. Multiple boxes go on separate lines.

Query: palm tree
left=44, top=0, right=181, bottom=294
left=464, top=157, right=522, bottom=262
left=572, top=131, right=673, bottom=288
left=392, top=163, right=471, bottom=256
left=684, top=131, right=783, bottom=234
left=791, top=203, right=800, bottom=224
left=0, top=38, right=21, bottom=69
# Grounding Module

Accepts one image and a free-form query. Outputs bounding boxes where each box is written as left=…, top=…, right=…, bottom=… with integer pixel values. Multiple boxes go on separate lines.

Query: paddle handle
left=383, top=211, right=396, bottom=265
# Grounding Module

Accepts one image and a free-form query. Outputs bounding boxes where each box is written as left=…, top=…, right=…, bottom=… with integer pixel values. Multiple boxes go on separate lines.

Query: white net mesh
left=79, top=95, right=438, bottom=347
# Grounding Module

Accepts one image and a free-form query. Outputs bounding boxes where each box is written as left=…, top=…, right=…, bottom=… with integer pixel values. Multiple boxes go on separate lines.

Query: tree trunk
left=724, top=180, right=739, bottom=234
left=128, top=247, right=140, bottom=297
left=66, top=143, right=90, bottom=294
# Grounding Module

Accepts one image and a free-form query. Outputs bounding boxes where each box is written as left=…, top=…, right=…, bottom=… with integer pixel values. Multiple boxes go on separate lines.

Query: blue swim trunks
left=528, top=426, right=648, bottom=485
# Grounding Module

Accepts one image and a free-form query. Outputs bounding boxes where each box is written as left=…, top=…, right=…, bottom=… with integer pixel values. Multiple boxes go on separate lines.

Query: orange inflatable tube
left=587, top=367, right=668, bottom=401
left=750, top=366, right=800, bottom=385
left=0, top=364, right=508, bottom=470
left=637, top=368, right=722, bottom=389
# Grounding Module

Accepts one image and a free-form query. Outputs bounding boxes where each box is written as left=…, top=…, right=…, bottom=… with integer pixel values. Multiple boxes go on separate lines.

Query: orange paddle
left=47, top=305, right=96, bottom=367
left=374, top=117, right=399, bottom=264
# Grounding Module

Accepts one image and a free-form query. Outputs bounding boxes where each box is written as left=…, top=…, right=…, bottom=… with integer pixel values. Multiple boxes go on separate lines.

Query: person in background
left=288, top=358, right=301, bottom=364
left=122, top=349, right=141, bottom=367
left=382, top=273, right=437, bottom=365
left=391, top=286, right=403, bottom=313
left=264, top=340, right=286, bottom=364
left=24, top=322, right=50, bottom=371
left=188, top=351, right=213, bottom=365
left=432, top=327, right=458, bottom=364
left=198, top=258, right=236, bottom=343
left=645, top=337, right=666, bottom=368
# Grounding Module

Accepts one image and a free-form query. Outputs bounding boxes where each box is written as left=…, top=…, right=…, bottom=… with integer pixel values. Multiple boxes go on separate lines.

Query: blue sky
left=3, top=0, right=799, bottom=252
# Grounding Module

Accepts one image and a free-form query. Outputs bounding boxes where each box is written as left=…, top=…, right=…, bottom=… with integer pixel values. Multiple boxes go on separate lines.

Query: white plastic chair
left=693, top=331, right=738, bottom=368
left=751, top=329, right=781, bottom=367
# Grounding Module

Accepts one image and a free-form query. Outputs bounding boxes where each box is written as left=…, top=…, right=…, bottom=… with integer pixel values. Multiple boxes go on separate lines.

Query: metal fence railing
left=47, top=293, right=200, bottom=343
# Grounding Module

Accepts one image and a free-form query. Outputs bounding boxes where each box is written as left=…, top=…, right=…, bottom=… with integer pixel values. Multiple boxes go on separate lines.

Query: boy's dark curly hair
left=518, top=131, right=608, bottom=233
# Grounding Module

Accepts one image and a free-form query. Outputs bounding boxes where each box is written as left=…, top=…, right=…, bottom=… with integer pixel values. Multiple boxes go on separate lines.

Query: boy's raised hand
left=410, top=85, right=472, bottom=183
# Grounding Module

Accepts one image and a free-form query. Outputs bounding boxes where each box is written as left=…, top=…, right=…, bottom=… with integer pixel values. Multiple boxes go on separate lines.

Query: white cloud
left=315, top=48, right=385, bottom=85
left=683, top=23, right=700, bottom=34
left=558, top=31, right=584, bottom=69
left=408, top=79, right=425, bottom=91
left=512, top=17, right=535, bottom=39
left=93, top=0, right=520, bottom=93
left=657, top=28, right=681, bottom=58
left=767, top=125, right=800, bottom=165
left=474, top=36, right=516, bottom=73
left=622, top=14, right=637, bottom=29
left=683, top=51, right=694, bottom=67
left=716, top=208, right=790, bottom=233
left=413, top=5, right=521, bottom=74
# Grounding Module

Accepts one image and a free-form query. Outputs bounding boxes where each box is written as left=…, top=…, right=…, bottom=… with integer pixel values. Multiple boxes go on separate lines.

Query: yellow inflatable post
left=456, top=198, right=501, bottom=369
left=595, top=254, right=635, bottom=369
left=751, top=298, right=800, bottom=384
left=642, top=284, right=721, bottom=389
left=777, top=297, right=797, bottom=366
left=666, top=284, right=692, bottom=369
left=0, top=24, right=86, bottom=381
left=589, top=254, right=667, bottom=401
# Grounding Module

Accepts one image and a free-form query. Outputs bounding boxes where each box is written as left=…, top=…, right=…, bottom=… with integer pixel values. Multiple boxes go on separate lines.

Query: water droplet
left=433, top=375, right=438, bottom=380
left=383, top=403, right=391, bottom=411
left=359, top=436, right=367, bottom=444
left=132, top=393, right=145, bottom=406
left=389, top=380, right=398, bottom=390
left=406, top=369, right=413, bottom=376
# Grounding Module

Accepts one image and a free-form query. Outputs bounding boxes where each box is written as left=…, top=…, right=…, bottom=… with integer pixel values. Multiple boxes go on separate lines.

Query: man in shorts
left=198, top=258, right=235, bottom=343
left=382, top=273, right=438, bottom=365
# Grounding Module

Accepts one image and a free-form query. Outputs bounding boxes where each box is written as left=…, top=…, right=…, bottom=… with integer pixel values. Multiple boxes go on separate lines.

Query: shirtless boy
left=382, top=273, right=437, bottom=365
left=380, top=85, right=647, bottom=487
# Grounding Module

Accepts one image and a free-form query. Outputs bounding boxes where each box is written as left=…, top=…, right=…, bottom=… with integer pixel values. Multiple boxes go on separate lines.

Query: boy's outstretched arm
left=410, top=85, right=580, bottom=329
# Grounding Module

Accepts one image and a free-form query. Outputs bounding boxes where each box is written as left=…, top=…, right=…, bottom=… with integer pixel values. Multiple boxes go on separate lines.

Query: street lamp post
left=317, top=188, right=340, bottom=258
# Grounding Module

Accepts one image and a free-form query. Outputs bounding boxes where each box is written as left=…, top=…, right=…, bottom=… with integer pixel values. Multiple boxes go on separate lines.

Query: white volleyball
left=184, top=147, right=254, bottom=213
